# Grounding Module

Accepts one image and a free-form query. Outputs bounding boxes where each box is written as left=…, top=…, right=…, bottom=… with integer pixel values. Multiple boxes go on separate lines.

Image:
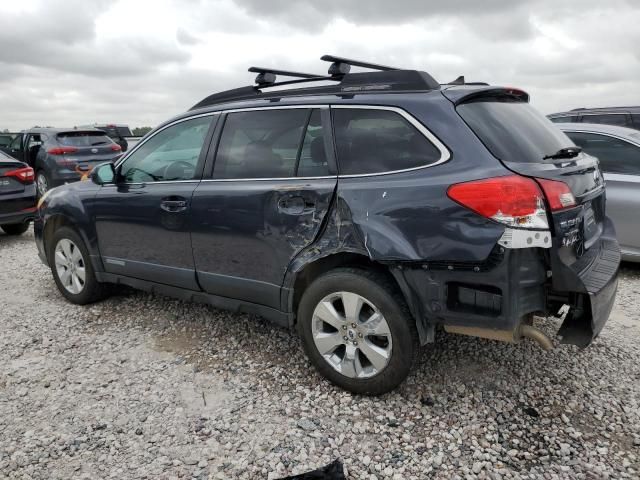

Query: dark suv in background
left=34, top=56, right=620, bottom=394
left=1, top=128, right=123, bottom=196
left=548, top=106, right=640, bottom=130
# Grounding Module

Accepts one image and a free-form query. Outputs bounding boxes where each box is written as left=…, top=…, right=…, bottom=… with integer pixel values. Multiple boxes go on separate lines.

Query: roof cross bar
left=320, top=54, right=399, bottom=76
left=248, top=66, right=325, bottom=86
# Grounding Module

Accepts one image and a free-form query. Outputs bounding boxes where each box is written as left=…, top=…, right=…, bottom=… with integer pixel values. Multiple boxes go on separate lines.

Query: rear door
left=93, top=115, right=216, bottom=289
left=564, top=130, right=640, bottom=258
left=191, top=107, right=337, bottom=309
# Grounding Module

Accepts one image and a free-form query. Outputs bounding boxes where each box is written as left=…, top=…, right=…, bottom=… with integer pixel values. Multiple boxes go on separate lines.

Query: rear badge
left=91, top=148, right=98, bottom=153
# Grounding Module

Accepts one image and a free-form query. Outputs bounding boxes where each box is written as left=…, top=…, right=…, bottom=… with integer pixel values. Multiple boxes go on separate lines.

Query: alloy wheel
left=54, top=238, right=86, bottom=294
left=36, top=172, right=48, bottom=196
left=311, top=291, right=392, bottom=378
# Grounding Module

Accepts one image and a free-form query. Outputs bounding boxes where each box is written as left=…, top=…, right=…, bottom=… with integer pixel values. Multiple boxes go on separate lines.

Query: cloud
left=0, top=0, right=638, bottom=130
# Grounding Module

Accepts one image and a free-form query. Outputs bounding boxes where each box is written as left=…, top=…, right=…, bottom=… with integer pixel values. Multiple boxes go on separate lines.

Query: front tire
left=297, top=268, right=418, bottom=395
left=1, top=223, right=30, bottom=235
left=48, top=226, right=109, bottom=304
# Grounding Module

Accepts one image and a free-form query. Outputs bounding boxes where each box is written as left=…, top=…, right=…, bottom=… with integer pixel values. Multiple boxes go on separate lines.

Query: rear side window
left=457, top=100, right=573, bottom=163
left=631, top=114, right=640, bottom=129
left=564, top=131, right=640, bottom=175
left=582, top=114, right=630, bottom=127
left=57, top=132, right=113, bottom=147
left=332, top=108, right=441, bottom=175
left=214, top=109, right=328, bottom=179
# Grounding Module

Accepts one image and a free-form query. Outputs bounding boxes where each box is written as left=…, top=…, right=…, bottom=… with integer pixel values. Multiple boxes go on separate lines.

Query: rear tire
left=1, top=223, right=30, bottom=235
left=297, top=267, right=418, bottom=395
left=36, top=170, right=50, bottom=198
left=48, top=226, right=109, bottom=304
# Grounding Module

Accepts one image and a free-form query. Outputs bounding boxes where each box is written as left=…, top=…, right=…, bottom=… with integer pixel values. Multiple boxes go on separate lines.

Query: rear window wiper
left=543, top=146, right=582, bottom=161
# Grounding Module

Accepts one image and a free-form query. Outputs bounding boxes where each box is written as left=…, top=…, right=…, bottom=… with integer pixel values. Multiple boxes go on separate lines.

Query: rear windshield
left=457, top=100, right=574, bottom=163
left=57, top=132, right=113, bottom=147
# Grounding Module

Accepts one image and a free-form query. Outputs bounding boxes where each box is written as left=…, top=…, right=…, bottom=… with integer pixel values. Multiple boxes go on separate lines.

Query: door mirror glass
left=91, top=162, right=116, bottom=185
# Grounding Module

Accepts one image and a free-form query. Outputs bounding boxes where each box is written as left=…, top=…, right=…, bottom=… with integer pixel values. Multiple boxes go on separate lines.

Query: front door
left=191, top=107, right=337, bottom=308
left=93, top=115, right=217, bottom=290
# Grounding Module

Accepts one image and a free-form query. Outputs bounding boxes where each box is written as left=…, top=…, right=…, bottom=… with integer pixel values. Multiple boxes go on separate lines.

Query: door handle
left=278, top=196, right=313, bottom=215
left=160, top=197, right=188, bottom=213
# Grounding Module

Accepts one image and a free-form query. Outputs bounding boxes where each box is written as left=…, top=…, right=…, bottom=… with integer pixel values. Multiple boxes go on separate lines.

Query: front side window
left=214, top=109, right=328, bottom=179
left=332, top=108, right=442, bottom=175
left=565, top=131, right=640, bottom=175
left=583, top=114, right=629, bottom=127
left=119, top=116, right=212, bottom=183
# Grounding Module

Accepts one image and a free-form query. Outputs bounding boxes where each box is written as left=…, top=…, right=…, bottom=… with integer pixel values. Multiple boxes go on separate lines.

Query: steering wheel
left=163, top=160, right=196, bottom=181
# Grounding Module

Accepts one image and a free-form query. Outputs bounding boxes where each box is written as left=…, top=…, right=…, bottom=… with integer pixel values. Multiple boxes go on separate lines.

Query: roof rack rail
left=190, top=55, right=442, bottom=111
left=248, top=66, right=330, bottom=86
left=320, top=54, right=399, bottom=76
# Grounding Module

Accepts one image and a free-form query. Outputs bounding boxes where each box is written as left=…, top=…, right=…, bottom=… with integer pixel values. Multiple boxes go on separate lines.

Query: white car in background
left=558, top=123, right=640, bottom=262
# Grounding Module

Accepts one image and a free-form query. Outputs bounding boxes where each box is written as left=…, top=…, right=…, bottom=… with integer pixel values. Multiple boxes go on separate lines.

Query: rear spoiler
left=442, top=86, right=530, bottom=105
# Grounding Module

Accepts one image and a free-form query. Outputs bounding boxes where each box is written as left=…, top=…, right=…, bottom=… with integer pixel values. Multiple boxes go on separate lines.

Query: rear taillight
left=111, top=144, right=122, bottom=152
left=47, top=146, right=78, bottom=155
left=47, top=147, right=78, bottom=155
left=447, top=175, right=549, bottom=229
left=536, top=178, right=577, bottom=211
left=3, top=166, right=35, bottom=184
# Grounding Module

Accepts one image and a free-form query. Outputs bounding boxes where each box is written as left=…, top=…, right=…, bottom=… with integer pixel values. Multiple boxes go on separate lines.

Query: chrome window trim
left=200, top=176, right=335, bottom=183
left=115, top=103, right=451, bottom=183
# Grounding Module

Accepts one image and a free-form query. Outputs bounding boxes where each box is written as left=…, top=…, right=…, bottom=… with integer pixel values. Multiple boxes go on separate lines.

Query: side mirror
left=91, top=162, right=116, bottom=185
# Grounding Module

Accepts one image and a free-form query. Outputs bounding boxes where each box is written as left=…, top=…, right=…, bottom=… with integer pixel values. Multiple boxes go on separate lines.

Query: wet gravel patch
left=1, top=230, right=639, bottom=479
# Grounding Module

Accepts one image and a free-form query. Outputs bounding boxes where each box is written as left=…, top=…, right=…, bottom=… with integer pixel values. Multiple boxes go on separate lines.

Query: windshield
left=57, top=132, right=113, bottom=147
left=457, top=100, right=574, bottom=163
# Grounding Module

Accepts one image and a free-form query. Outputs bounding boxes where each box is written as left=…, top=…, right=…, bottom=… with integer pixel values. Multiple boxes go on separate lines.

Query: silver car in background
left=558, top=123, right=640, bottom=262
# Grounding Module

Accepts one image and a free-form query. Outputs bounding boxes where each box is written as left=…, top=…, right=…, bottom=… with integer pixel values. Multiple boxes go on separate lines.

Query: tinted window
left=632, top=114, right=640, bottom=129
left=583, top=114, right=629, bottom=127
left=549, top=116, right=577, bottom=123
left=9, top=135, right=22, bottom=150
left=332, top=108, right=441, bottom=175
left=57, top=132, right=113, bottom=147
left=457, top=100, right=574, bottom=163
left=116, top=126, right=133, bottom=137
left=214, top=109, right=310, bottom=179
left=119, top=116, right=211, bottom=183
left=564, top=132, right=640, bottom=175
left=297, top=110, right=329, bottom=177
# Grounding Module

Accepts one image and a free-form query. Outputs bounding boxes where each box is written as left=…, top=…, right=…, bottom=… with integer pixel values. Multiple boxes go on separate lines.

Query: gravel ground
left=1, top=229, right=639, bottom=480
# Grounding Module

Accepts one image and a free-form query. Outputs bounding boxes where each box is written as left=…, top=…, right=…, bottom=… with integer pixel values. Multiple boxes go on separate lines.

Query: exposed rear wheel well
left=290, top=253, right=408, bottom=324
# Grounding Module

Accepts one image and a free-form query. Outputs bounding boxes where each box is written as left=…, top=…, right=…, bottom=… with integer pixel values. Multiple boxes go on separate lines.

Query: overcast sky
left=0, top=0, right=638, bottom=131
